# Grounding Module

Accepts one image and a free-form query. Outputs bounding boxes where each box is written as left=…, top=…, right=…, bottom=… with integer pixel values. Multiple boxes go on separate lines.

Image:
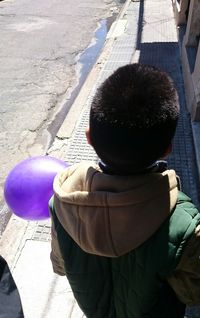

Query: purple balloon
left=4, top=156, right=69, bottom=221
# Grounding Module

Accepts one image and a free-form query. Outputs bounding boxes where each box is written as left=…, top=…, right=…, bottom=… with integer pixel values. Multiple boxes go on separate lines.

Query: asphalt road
left=0, top=0, right=121, bottom=233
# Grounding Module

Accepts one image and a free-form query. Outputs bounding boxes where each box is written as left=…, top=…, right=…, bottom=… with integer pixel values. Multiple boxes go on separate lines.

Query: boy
left=49, top=64, right=200, bottom=318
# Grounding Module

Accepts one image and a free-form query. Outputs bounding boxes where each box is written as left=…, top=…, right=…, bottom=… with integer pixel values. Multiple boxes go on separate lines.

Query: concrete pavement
left=1, top=0, right=200, bottom=317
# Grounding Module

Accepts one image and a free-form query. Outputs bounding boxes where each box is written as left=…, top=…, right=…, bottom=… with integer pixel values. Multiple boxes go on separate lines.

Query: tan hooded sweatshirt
left=52, top=161, right=178, bottom=257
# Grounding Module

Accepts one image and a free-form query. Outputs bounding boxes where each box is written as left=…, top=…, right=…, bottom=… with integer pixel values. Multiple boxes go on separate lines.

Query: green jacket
left=50, top=162, right=200, bottom=318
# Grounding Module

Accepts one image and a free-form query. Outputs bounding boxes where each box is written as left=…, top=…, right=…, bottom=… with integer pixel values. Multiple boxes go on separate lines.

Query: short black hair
left=90, top=63, right=179, bottom=173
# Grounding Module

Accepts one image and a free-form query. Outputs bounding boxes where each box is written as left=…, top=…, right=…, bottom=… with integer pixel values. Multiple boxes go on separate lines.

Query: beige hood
left=53, top=162, right=178, bottom=257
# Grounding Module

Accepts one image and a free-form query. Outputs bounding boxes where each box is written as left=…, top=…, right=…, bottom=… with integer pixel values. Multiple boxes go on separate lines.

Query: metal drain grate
left=66, top=104, right=99, bottom=164
left=32, top=223, right=51, bottom=242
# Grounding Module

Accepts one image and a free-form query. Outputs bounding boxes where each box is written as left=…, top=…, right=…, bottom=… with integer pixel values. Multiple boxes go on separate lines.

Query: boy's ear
left=85, top=127, right=92, bottom=145
left=161, top=143, right=172, bottom=159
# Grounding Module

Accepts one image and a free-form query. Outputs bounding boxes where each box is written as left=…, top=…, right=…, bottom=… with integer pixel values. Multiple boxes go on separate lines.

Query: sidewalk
left=1, top=0, right=200, bottom=317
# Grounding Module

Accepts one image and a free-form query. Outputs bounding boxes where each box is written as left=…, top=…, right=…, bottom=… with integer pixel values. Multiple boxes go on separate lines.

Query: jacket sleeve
left=49, top=197, right=66, bottom=276
left=167, top=224, right=200, bottom=305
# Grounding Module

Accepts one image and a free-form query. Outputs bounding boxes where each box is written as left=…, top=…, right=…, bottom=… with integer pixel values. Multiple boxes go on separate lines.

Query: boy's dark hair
left=89, top=63, right=179, bottom=173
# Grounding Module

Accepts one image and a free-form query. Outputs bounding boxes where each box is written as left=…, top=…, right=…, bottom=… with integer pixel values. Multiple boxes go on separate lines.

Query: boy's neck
left=98, top=160, right=168, bottom=176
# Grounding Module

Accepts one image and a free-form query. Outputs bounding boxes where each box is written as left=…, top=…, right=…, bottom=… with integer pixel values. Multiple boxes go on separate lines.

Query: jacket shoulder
left=169, top=191, right=200, bottom=245
left=151, top=191, right=200, bottom=278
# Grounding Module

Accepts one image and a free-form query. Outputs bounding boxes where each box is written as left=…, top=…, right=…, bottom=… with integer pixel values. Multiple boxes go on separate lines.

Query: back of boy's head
left=89, top=63, right=179, bottom=173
